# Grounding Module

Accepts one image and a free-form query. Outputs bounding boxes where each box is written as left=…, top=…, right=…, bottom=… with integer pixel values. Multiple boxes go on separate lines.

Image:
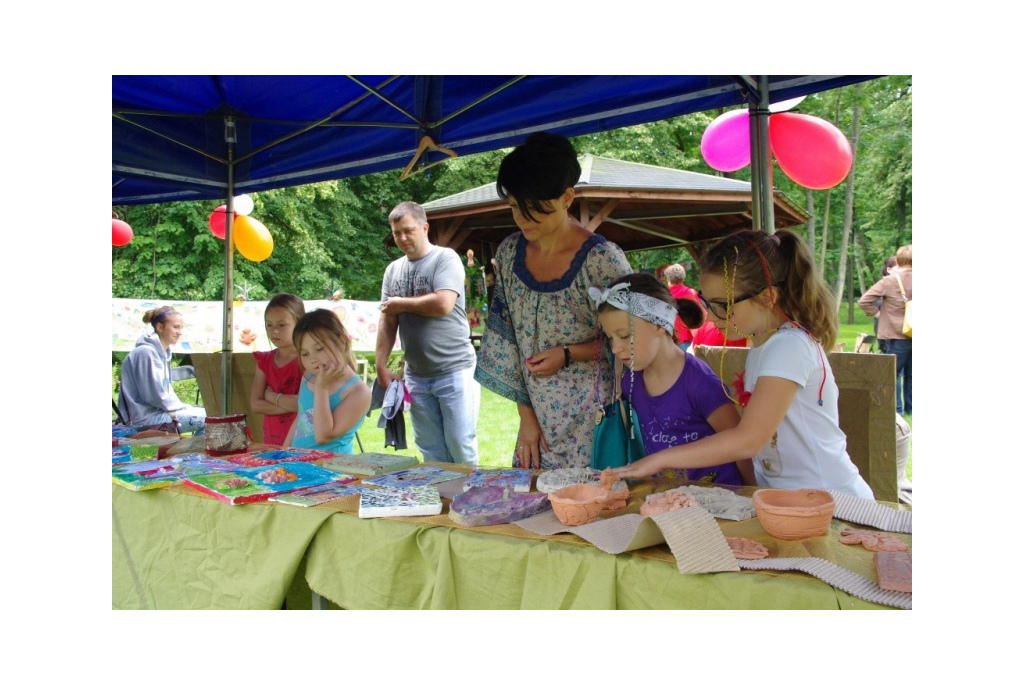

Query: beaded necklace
left=715, top=240, right=830, bottom=456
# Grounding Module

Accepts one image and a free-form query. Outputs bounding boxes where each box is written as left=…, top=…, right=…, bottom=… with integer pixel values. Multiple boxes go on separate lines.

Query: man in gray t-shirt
left=375, top=201, right=479, bottom=465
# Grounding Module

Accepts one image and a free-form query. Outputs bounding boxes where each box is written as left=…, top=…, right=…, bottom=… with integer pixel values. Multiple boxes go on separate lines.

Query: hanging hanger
left=400, top=135, right=457, bottom=180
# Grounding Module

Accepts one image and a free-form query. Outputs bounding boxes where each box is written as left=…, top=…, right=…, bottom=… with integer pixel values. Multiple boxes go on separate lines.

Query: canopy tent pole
left=221, top=118, right=236, bottom=414
left=747, top=75, right=775, bottom=234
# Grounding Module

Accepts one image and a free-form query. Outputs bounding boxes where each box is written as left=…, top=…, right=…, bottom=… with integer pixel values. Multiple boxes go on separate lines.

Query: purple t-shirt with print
left=621, top=356, right=742, bottom=485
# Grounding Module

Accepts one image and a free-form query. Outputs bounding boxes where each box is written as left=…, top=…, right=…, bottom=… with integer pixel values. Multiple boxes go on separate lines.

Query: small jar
left=205, top=414, right=249, bottom=456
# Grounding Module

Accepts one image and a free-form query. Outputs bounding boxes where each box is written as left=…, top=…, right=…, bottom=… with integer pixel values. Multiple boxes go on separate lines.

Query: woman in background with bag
left=858, top=244, right=912, bottom=415
left=592, top=274, right=753, bottom=485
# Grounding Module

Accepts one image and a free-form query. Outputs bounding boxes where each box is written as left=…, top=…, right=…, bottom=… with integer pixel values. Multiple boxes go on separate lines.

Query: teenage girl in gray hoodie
left=117, top=306, right=206, bottom=434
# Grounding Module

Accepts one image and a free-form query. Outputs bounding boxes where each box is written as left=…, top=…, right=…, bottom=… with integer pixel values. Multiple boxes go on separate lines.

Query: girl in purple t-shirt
left=592, top=273, right=755, bottom=486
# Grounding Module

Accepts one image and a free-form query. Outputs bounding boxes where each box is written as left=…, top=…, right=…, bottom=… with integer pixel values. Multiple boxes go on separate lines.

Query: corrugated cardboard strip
left=829, top=491, right=912, bottom=533
left=516, top=508, right=738, bottom=573
left=516, top=505, right=912, bottom=608
left=739, top=557, right=912, bottom=610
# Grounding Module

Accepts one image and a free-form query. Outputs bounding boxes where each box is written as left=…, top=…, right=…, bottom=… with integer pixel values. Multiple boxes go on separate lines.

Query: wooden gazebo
left=421, top=154, right=808, bottom=264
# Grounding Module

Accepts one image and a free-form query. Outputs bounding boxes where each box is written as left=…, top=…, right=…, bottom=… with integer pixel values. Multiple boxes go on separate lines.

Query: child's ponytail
left=775, top=230, right=837, bottom=351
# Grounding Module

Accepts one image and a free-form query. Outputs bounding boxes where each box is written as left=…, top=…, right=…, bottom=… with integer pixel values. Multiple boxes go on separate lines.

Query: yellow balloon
left=233, top=215, right=274, bottom=262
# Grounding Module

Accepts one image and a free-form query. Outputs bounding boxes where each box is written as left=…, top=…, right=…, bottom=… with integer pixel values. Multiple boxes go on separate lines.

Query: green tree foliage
left=856, top=76, right=913, bottom=267
left=112, top=78, right=910, bottom=306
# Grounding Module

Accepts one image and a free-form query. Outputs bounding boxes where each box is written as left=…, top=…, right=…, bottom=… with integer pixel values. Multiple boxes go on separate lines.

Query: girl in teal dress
left=285, top=309, right=371, bottom=454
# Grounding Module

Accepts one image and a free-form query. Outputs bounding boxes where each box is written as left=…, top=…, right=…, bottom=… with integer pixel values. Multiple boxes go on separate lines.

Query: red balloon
left=209, top=205, right=233, bottom=239
left=112, top=218, right=133, bottom=246
left=769, top=112, right=853, bottom=190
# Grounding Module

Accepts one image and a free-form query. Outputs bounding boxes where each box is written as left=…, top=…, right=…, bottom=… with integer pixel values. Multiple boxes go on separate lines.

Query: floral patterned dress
left=475, top=232, right=632, bottom=469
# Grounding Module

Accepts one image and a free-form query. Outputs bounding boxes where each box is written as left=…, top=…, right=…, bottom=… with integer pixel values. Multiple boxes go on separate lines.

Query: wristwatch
left=563, top=344, right=571, bottom=367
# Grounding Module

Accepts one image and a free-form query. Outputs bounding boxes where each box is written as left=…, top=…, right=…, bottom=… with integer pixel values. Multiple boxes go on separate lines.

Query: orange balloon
left=233, top=215, right=274, bottom=261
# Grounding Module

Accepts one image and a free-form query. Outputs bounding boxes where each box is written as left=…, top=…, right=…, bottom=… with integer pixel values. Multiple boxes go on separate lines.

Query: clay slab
left=875, top=551, right=912, bottom=593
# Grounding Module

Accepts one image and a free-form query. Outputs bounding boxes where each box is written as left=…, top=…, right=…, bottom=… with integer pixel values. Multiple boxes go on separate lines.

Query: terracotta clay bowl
left=548, top=484, right=609, bottom=526
left=753, top=488, right=835, bottom=540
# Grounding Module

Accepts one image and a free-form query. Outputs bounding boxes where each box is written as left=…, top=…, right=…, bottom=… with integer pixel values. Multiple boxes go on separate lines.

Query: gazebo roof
left=422, top=154, right=808, bottom=255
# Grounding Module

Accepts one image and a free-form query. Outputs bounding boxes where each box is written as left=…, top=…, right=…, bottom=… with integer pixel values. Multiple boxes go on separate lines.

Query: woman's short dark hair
left=496, top=132, right=581, bottom=223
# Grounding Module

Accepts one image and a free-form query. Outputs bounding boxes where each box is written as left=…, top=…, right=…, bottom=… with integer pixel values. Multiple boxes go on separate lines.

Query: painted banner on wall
left=112, top=298, right=391, bottom=354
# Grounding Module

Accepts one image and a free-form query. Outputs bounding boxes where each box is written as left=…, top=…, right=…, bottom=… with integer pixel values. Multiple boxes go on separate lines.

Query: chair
left=113, top=395, right=127, bottom=425
left=170, top=364, right=195, bottom=382
left=113, top=364, right=199, bottom=427
left=855, top=333, right=877, bottom=353
left=170, top=364, right=201, bottom=404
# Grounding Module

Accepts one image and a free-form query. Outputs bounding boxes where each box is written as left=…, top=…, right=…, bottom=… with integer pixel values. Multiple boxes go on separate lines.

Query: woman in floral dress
left=475, top=133, right=632, bottom=469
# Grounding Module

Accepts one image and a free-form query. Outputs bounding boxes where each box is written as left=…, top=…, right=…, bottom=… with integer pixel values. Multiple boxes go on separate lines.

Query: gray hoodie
left=117, top=334, right=186, bottom=428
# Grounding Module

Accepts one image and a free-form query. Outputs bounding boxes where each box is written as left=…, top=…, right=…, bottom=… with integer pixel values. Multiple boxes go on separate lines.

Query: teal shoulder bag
left=590, top=362, right=646, bottom=470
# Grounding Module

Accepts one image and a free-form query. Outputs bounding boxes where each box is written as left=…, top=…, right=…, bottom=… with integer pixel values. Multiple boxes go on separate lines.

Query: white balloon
left=234, top=194, right=254, bottom=216
left=769, top=96, right=806, bottom=113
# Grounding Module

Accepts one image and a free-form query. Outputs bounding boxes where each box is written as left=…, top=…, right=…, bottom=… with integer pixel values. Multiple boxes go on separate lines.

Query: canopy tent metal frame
left=113, top=75, right=878, bottom=413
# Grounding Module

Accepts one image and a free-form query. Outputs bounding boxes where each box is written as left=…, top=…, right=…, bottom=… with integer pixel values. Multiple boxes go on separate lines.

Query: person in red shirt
left=690, top=317, right=749, bottom=349
left=250, top=293, right=305, bottom=444
left=664, top=264, right=699, bottom=351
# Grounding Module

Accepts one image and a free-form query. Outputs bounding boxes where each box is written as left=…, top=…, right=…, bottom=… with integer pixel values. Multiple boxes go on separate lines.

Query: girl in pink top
left=250, top=293, right=305, bottom=444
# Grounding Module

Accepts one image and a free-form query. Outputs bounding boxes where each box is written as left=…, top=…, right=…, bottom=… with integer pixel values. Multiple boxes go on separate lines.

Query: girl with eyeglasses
left=614, top=229, right=872, bottom=499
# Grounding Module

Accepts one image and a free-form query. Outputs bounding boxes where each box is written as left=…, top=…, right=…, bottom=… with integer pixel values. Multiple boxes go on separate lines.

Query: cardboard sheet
left=515, top=508, right=739, bottom=574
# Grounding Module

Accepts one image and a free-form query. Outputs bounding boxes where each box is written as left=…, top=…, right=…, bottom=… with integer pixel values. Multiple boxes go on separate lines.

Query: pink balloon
left=769, top=113, right=853, bottom=190
left=700, top=109, right=751, bottom=172
left=112, top=218, right=133, bottom=246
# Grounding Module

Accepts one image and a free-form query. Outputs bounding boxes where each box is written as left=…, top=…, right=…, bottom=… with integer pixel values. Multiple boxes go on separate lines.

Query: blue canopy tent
left=113, top=75, right=878, bottom=412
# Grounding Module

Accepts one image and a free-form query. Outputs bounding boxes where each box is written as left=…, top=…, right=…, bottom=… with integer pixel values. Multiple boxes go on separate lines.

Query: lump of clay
left=640, top=490, right=699, bottom=516
left=537, top=468, right=628, bottom=494
left=671, top=485, right=755, bottom=521
left=448, top=486, right=551, bottom=527
left=839, top=527, right=909, bottom=552
left=726, top=537, right=770, bottom=560
left=599, top=468, right=629, bottom=510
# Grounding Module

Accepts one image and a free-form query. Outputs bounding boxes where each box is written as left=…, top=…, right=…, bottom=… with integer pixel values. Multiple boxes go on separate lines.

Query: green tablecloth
left=112, top=485, right=333, bottom=609
left=113, top=481, right=900, bottom=610
left=303, top=514, right=888, bottom=609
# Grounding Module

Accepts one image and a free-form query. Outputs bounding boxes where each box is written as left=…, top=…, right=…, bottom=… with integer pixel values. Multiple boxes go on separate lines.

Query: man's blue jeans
left=405, top=365, right=480, bottom=465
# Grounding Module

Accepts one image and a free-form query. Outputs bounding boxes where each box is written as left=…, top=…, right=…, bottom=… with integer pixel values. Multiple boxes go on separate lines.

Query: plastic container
left=205, top=414, right=249, bottom=456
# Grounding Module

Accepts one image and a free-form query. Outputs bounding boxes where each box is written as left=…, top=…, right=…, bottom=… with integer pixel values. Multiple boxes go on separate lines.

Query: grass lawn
left=118, top=308, right=910, bottom=483
left=358, top=386, right=517, bottom=468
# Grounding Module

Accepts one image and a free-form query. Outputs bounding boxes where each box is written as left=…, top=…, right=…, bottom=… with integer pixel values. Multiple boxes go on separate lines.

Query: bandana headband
left=589, top=283, right=677, bottom=335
